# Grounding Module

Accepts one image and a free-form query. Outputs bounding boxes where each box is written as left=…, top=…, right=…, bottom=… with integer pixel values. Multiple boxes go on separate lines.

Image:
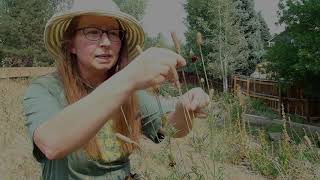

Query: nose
left=99, top=33, right=111, bottom=47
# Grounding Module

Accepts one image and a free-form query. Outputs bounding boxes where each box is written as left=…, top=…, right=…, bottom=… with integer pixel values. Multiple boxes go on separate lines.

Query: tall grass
left=1, top=77, right=319, bottom=179
left=134, top=86, right=320, bottom=179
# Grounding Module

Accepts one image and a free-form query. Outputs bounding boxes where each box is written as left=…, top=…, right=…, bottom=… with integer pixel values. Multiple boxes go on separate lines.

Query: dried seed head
left=196, top=32, right=203, bottom=45
left=209, top=89, right=214, bottom=98
left=168, top=153, right=176, bottom=167
left=169, top=161, right=176, bottom=167
left=170, top=32, right=181, bottom=54
left=200, top=78, right=205, bottom=83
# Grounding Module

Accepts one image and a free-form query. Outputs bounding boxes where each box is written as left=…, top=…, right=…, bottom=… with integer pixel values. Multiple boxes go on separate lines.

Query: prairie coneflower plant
left=196, top=32, right=210, bottom=91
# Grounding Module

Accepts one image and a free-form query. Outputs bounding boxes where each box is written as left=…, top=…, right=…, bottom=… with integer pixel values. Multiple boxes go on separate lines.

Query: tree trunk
left=218, top=1, right=226, bottom=92
left=223, top=76, right=228, bottom=92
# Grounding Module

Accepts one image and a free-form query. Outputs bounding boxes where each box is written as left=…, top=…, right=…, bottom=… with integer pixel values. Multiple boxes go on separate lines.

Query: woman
left=23, top=0, right=210, bottom=179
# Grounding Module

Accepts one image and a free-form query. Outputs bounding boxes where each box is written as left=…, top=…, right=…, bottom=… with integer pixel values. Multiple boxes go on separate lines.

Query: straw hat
left=44, top=0, right=145, bottom=61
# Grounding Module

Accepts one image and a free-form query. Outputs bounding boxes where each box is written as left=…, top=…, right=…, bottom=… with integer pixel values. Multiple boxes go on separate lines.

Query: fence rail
left=231, top=75, right=320, bottom=122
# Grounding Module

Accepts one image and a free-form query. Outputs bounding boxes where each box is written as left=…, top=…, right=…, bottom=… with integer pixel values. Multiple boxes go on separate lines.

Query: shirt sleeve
left=23, top=78, right=63, bottom=163
left=136, top=90, right=176, bottom=143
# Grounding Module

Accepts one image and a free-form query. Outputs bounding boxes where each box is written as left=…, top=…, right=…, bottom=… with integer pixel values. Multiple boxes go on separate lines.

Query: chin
left=93, top=65, right=111, bottom=71
left=93, top=62, right=115, bottom=71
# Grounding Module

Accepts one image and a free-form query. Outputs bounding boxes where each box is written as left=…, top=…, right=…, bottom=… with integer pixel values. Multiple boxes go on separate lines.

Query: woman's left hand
left=176, top=88, right=210, bottom=118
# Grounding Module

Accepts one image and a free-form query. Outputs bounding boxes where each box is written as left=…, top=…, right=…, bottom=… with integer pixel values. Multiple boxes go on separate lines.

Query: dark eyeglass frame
left=75, top=27, right=126, bottom=42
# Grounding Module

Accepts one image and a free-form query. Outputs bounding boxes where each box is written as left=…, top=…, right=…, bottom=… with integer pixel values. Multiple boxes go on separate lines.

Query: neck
left=77, top=64, right=109, bottom=88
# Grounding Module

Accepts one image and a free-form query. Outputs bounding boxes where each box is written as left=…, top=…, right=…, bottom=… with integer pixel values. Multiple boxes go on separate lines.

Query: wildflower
left=191, top=55, right=199, bottom=63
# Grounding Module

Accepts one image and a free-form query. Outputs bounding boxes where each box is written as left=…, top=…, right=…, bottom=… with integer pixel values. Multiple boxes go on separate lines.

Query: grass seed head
left=196, top=32, right=203, bottom=46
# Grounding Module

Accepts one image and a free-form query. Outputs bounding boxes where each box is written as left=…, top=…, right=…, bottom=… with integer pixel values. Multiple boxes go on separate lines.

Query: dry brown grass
left=0, top=78, right=41, bottom=179
left=0, top=78, right=268, bottom=180
left=0, top=67, right=55, bottom=79
left=131, top=122, right=267, bottom=180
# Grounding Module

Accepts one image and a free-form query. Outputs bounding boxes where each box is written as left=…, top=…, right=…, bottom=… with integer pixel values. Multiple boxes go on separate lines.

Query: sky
left=254, top=0, right=285, bottom=34
left=141, top=0, right=187, bottom=41
left=141, top=0, right=285, bottom=41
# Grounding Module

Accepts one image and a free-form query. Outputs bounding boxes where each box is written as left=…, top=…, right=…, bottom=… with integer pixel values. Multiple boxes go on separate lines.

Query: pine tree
left=257, top=11, right=271, bottom=47
left=221, top=0, right=249, bottom=91
left=233, top=0, right=265, bottom=75
left=0, top=0, right=54, bottom=67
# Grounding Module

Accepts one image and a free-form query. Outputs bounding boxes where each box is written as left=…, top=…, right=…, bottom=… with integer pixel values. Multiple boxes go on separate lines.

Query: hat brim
left=44, top=10, right=144, bottom=61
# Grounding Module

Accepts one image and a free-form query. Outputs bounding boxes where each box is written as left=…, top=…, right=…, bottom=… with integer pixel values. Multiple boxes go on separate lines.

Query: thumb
left=176, top=56, right=187, bottom=68
left=190, top=99, right=198, bottom=111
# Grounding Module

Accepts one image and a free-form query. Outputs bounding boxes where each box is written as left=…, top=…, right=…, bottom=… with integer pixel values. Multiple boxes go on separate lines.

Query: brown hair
left=57, top=16, right=141, bottom=159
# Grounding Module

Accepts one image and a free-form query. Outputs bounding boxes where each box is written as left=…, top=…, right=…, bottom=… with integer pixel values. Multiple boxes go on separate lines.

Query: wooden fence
left=231, top=75, right=320, bottom=122
left=177, top=71, right=223, bottom=90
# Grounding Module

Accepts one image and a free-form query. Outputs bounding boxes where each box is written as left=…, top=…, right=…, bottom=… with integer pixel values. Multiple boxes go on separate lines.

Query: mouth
left=95, top=54, right=113, bottom=59
left=95, top=54, right=114, bottom=62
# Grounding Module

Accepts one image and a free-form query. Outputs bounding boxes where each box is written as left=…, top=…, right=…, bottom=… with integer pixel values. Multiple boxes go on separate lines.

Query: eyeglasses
left=76, top=27, right=125, bottom=42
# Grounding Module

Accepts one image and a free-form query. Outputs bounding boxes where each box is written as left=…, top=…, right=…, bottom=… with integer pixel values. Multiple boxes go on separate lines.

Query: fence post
left=247, top=78, right=250, bottom=95
left=233, top=76, right=237, bottom=93
left=253, top=79, right=256, bottom=95
left=278, top=86, right=282, bottom=115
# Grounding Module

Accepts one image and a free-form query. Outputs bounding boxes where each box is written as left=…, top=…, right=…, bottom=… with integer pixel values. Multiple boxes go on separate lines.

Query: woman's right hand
left=123, top=47, right=186, bottom=90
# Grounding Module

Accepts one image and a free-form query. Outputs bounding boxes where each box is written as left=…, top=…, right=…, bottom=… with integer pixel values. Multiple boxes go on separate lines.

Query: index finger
left=169, top=65, right=181, bottom=89
left=176, top=55, right=186, bottom=68
left=164, top=49, right=186, bottom=68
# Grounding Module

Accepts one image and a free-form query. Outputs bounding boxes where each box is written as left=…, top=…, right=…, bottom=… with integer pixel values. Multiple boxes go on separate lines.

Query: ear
left=68, top=41, right=77, bottom=54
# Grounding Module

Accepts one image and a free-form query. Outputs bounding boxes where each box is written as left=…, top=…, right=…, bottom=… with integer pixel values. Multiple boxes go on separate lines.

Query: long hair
left=57, top=17, right=141, bottom=159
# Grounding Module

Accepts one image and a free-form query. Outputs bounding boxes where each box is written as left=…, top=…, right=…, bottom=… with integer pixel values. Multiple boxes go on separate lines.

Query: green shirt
left=23, top=72, right=175, bottom=180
